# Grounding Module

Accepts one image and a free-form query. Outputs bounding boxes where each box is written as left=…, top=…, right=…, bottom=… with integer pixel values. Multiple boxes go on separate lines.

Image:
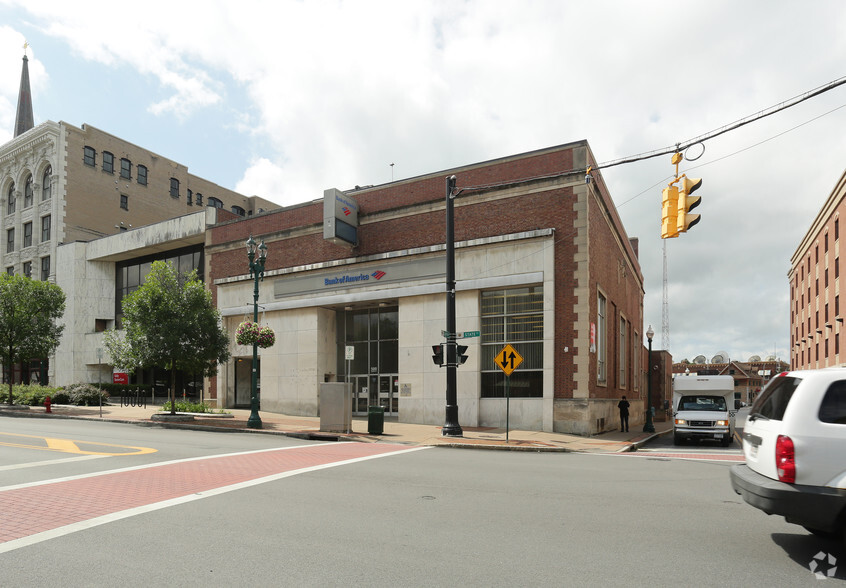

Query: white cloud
left=5, top=0, right=846, bottom=363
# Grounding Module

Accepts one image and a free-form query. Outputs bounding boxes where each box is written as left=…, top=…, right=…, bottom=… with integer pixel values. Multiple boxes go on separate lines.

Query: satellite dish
left=766, top=355, right=777, bottom=361
left=693, top=355, right=707, bottom=364
left=748, top=355, right=761, bottom=362
left=711, top=351, right=729, bottom=364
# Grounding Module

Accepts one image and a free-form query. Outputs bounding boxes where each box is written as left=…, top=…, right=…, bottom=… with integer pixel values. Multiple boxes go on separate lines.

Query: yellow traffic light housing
left=677, top=175, right=702, bottom=234
left=661, top=184, right=680, bottom=239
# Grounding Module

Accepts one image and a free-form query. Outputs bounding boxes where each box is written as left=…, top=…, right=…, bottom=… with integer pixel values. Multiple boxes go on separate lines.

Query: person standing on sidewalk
left=618, top=396, right=630, bottom=432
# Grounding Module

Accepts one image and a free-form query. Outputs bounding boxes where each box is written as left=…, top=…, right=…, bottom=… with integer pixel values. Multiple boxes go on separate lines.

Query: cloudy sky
left=2, top=0, right=845, bottom=365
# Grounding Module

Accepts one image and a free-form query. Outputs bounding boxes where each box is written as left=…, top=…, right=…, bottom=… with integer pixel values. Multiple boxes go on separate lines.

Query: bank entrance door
left=351, top=374, right=399, bottom=415
left=340, top=305, right=399, bottom=417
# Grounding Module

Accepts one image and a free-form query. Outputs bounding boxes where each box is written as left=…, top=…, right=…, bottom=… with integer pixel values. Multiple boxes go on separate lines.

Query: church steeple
left=14, top=44, right=34, bottom=137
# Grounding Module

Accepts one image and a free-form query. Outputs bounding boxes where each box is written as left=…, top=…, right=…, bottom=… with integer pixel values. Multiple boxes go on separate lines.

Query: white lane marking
left=0, top=441, right=326, bottom=493
left=0, top=444, right=429, bottom=554
left=0, top=455, right=107, bottom=472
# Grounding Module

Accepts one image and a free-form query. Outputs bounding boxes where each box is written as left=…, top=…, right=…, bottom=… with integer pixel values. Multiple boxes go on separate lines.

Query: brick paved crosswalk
left=0, top=442, right=424, bottom=553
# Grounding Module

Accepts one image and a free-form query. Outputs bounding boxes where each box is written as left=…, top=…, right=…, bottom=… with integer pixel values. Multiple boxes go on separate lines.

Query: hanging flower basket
left=236, top=321, right=260, bottom=345
left=257, top=326, right=276, bottom=349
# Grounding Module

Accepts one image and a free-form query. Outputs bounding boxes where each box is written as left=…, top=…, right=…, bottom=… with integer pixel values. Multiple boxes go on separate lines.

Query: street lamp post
left=643, top=324, right=655, bottom=433
left=246, top=235, right=267, bottom=429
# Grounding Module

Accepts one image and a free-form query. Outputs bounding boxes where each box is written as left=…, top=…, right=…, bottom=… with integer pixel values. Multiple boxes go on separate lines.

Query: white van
left=672, top=374, right=736, bottom=446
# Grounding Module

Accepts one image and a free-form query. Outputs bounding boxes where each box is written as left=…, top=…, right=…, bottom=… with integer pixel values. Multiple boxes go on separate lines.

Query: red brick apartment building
left=790, top=169, right=846, bottom=369
left=206, top=141, right=646, bottom=435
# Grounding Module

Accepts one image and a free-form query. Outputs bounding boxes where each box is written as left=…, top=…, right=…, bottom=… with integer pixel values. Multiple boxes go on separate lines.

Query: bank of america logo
left=371, top=271, right=386, bottom=280
left=342, top=206, right=352, bottom=216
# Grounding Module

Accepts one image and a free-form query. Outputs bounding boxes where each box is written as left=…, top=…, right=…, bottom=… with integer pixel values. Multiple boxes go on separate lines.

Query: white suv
left=730, top=368, right=846, bottom=549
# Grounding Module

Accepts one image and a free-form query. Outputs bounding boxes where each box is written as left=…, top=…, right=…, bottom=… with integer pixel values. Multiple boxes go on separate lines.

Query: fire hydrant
left=44, top=396, right=52, bottom=413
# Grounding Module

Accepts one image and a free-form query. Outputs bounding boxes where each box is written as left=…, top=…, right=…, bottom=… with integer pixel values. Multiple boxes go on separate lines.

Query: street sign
left=495, top=344, right=523, bottom=376
left=345, top=345, right=355, bottom=360
left=462, top=331, right=480, bottom=338
left=442, top=330, right=452, bottom=338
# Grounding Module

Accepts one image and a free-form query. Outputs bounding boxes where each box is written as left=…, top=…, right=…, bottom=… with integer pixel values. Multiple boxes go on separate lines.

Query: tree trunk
left=170, top=367, right=177, bottom=415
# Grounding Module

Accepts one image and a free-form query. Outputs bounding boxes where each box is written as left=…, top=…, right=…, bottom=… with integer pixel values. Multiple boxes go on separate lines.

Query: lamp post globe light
left=643, top=324, right=655, bottom=433
left=246, top=235, right=267, bottom=429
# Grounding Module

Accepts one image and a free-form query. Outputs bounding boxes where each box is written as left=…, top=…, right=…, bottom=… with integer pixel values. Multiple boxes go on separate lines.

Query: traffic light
left=677, top=175, right=702, bottom=234
left=456, top=345, right=469, bottom=365
left=432, top=344, right=444, bottom=366
left=661, top=184, right=680, bottom=239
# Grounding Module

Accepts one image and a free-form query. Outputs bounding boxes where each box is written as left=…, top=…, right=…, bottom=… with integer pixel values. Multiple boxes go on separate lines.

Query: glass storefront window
left=481, top=286, right=543, bottom=398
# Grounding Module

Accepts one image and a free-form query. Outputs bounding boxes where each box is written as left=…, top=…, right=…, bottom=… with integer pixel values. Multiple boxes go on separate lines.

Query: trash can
left=368, top=405, right=384, bottom=435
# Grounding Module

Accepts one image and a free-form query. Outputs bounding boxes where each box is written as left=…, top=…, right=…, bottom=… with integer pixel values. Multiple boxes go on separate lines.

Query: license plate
left=714, top=434, right=723, bottom=439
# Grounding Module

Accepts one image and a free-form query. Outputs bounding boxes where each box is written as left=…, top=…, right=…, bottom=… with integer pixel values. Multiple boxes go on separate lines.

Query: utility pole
left=442, top=174, right=463, bottom=437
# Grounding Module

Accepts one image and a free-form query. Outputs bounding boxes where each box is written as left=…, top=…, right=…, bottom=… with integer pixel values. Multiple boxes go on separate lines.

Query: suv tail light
left=776, top=435, right=795, bottom=484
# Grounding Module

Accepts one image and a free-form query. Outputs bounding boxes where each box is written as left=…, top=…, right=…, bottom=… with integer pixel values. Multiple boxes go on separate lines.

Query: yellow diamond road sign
left=495, top=344, right=523, bottom=376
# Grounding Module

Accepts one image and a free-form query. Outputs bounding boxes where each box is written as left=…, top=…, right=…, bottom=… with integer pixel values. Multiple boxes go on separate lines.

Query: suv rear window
left=750, top=376, right=800, bottom=420
left=819, top=380, right=846, bottom=424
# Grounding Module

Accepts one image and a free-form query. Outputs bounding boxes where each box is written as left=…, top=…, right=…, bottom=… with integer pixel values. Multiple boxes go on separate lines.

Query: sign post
left=494, top=344, right=523, bottom=442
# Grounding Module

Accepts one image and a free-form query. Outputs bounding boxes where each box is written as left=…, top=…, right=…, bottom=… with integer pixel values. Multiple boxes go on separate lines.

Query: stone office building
left=1, top=52, right=277, bottom=385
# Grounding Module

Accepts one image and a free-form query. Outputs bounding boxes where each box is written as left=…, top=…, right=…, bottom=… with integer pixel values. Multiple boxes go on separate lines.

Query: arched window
left=42, top=166, right=52, bottom=201
left=6, top=183, right=15, bottom=215
left=24, top=175, right=33, bottom=208
left=231, top=205, right=245, bottom=216
left=207, top=196, right=223, bottom=209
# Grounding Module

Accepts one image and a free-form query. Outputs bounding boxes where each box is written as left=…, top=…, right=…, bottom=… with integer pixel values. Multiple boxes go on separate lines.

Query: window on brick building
left=23, top=222, right=31, bottom=247
left=84, top=146, right=96, bottom=167
left=40, top=256, right=50, bottom=281
left=187, top=189, right=193, bottom=205
left=480, top=286, right=543, bottom=398
left=207, top=196, right=223, bottom=208
left=825, top=232, right=829, bottom=253
left=137, top=165, right=148, bottom=186
left=6, top=228, right=14, bottom=253
left=120, top=194, right=128, bottom=210
left=102, top=151, right=114, bottom=174
left=195, top=193, right=203, bottom=205
left=170, top=178, right=179, bottom=198
left=837, top=218, right=840, bottom=241
left=22, top=261, right=31, bottom=278
left=619, top=318, right=627, bottom=389
left=837, top=295, right=840, bottom=317
left=837, top=258, right=840, bottom=279
left=826, top=268, right=829, bottom=289
left=597, top=292, right=607, bottom=384
left=120, top=158, right=131, bottom=180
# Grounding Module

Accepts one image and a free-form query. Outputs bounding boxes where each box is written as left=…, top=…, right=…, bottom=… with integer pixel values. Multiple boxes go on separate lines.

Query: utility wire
left=457, top=75, right=846, bottom=195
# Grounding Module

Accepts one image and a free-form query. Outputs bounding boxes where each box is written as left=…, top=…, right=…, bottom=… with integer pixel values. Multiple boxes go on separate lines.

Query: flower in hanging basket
left=257, top=325, right=276, bottom=349
left=236, top=321, right=260, bottom=346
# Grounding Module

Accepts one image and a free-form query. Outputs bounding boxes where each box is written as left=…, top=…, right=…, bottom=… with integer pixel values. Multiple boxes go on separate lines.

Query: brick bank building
left=207, top=141, right=646, bottom=435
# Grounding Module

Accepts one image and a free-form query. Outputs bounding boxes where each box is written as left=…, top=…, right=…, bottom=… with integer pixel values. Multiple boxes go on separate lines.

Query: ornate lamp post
left=643, top=324, right=655, bottom=433
left=246, top=235, right=267, bottom=429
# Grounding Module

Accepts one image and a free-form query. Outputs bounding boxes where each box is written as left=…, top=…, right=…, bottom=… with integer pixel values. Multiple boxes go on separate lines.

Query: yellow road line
left=0, top=432, right=156, bottom=456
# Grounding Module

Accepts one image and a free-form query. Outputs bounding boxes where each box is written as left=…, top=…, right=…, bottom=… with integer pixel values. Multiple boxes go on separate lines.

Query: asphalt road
left=0, top=416, right=842, bottom=587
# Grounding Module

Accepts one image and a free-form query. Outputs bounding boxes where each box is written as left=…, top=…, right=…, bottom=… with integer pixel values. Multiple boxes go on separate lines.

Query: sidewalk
left=0, top=403, right=673, bottom=453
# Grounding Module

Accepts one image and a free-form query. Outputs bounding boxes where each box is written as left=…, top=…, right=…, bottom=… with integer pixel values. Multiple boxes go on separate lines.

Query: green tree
left=105, top=260, right=230, bottom=415
left=0, top=274, right=66, bottom=405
